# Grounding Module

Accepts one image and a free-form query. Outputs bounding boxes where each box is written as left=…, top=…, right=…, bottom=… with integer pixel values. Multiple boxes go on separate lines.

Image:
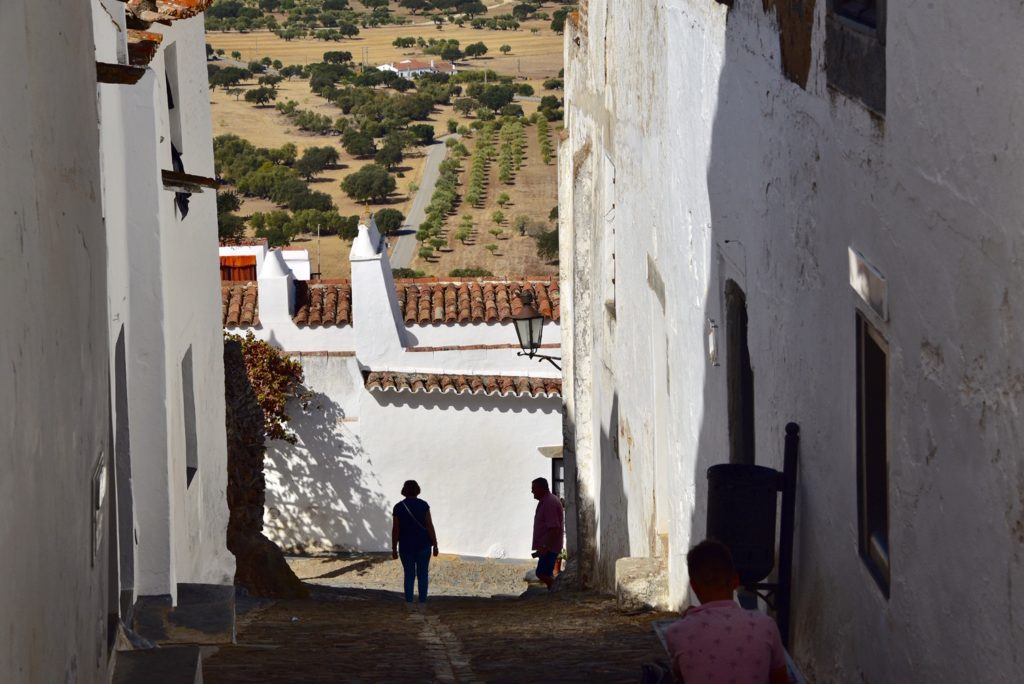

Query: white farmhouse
left=561, top=1, right=1024, bottom=682
left=378, top=58, right=457, bottom=79
left=221, top=222, right=562, bottom=559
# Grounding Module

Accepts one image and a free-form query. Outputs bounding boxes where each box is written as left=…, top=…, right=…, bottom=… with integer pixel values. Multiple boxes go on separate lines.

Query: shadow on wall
left=686, top=0, right=819, bottom=671
left=264, top=388, right=391, bottom=554
left=598, top=392, right=629, bottom=589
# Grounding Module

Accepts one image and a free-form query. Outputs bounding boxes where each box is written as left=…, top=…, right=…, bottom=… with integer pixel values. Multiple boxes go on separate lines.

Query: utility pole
left=316, top=223, right=321, bottom=280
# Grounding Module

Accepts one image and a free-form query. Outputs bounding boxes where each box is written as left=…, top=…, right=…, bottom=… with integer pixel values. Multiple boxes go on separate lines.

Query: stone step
left=614, top=556, right=669, bottom=611
left=133, top=583, right=236, bottom=645
left=112, top=646, right=202, bottom=684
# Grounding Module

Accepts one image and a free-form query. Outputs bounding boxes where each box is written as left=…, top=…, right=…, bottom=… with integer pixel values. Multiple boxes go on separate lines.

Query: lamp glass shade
left=513, top=313, right=544, bottom=353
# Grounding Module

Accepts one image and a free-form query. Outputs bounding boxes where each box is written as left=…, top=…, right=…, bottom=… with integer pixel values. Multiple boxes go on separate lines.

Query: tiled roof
left=220, top=277, right=559, bottom=329
left=293, top=281, right=352, bottom=327
left=127, top=29, right=163, bottom=66
left=124, top=2, right=213, bottom=66
left=365, top=371, right=561, bottom=398
left=395, top=278, right=559, bottom=324
left=222, top=282, right=259, bottom=327
left=126, top=0, right=214, bottom=24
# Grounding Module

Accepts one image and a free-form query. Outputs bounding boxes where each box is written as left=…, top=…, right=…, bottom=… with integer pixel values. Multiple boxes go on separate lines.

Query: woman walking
left=391, top=480, right=439, bottom=603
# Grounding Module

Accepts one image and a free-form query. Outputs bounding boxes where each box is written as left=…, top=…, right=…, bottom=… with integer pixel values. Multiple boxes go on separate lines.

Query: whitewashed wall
left=262, top=355, right=562, bottom=558
left=1, top=0, right=110, bottom=679
left=99, top=13, right=233, bottom=603
left=153, top=15, right=234, bottom=593
left=255, top=229, right=564, bottom=559
left=564, top=1, right=1024, bottom=681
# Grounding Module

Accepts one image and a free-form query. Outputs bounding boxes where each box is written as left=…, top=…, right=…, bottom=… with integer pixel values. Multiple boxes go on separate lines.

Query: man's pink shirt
left=665, top=600, right=786, bottom=684
left=532, top=493, right=564, bottom=551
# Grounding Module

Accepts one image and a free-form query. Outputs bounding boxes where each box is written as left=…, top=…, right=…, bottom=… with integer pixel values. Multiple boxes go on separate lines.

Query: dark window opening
left=726, top=280, right=755, bottom=465
left=836, top=0, right=877, bottom=28
left=170, top=142, right=191, bottom=219
left=826, top=0, right=886, bottom=115
left=165, top=74, right=176, bottom=110
left=551, top=456, right=565, bottom=499
left=182, top=347, right=199, bottom=488
left=856, top=313, right=889, bottom=596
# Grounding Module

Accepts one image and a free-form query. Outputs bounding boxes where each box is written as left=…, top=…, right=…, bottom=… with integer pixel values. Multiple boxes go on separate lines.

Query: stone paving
left=202, top=554, right=677, bottom=683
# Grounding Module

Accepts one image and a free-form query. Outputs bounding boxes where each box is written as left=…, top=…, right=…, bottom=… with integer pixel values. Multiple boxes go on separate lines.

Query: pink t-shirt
left=532, top=493, right=564, bottom=551
left=665, top=600, right=786, bottom=684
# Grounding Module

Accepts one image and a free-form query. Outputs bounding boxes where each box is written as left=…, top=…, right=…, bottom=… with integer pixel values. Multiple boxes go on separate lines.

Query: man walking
left=531, top=477, right=564, bottom=589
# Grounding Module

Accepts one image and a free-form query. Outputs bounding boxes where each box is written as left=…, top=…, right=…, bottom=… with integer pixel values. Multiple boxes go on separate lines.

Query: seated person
left=666, top=539, right=789, bottom=684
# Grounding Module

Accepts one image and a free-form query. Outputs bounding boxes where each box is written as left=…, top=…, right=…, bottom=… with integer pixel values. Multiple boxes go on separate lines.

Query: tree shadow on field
left=263, top=387, right=392, bottom=555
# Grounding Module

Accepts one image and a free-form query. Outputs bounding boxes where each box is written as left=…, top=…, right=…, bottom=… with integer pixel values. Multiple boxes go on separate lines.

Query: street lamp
left=513, top=290, right=561, bottom=370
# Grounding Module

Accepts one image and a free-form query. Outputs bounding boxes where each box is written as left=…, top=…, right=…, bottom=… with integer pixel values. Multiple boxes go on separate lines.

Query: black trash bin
left=706, top=464, right=780, bottom=585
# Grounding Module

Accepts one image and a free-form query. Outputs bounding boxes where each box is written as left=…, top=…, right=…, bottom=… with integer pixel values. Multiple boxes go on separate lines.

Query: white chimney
left=349, top=217, right=407, bottom=367
left=257, top=249, right=295, bottom=322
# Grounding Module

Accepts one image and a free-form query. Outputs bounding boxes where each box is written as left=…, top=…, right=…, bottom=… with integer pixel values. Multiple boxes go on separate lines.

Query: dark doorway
left=726, top=280, right=755, bottom=464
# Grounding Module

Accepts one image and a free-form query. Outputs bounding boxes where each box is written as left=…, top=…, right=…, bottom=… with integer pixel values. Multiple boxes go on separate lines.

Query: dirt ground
left=209, top=3, right=563, bottom=279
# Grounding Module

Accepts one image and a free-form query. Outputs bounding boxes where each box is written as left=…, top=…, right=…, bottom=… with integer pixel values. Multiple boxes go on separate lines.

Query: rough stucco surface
left=563, top=0, right=1024, bottom=680
left=0, top=1, right=110, bottom=680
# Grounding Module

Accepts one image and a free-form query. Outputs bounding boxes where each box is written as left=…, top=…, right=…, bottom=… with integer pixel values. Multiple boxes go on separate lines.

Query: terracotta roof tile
left=222, top=282, right=259, bottom=327
left=293, top=281, right=352, bottom=327
left=219, top=277, right=559, bottom=329
left=395, top=277, right=559, bottom=325
left=127, top=0, right=214, bottom=24
left=365, top=372, right=561, bottom=398
left=127, top=29, right=163, bottom=66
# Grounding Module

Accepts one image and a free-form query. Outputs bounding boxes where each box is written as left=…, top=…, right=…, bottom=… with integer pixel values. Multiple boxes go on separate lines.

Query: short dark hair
left=532, top=477, right=549, bottom=491
left=686, top=539, right=736, bottom=589
left=401, top=480, right=421, bottom=497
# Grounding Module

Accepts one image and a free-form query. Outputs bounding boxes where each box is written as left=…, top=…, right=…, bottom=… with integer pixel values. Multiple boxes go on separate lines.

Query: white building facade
left=94, top=0, right=235, bottom=645
left=222, top=225, right=562, bottom=559
left=561, top=1, right=1024, bottom=681
left=3, top=0, right=232, bottom=680
left=378, top=59, right=457, bottom=79
left=1, top=1, right=112, bottom=679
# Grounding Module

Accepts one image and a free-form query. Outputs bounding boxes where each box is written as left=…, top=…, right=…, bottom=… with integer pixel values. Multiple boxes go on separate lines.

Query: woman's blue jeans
left=399, top=546, right=431, bottom=603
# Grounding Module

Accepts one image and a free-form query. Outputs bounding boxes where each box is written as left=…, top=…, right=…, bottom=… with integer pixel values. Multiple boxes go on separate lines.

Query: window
left=726, top=281, right=755, bottom=465
left=826, top=0, right=886, bottom=114
left=551, top=456, right=565, bottom=499
left=835, top=0, right=878, bottom=28
left=856, top=313, right=889, bottom=595
left=182, top=346, right=198, bottom=488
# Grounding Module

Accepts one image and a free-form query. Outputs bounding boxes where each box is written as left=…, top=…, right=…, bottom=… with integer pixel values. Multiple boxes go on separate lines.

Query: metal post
left=776, top=422, right=800, bottom=649
left=316, top=223, right=321, bottom=280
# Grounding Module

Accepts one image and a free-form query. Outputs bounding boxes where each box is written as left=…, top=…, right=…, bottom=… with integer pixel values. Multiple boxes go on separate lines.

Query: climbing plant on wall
left=226, top=331, right=305, bottom=444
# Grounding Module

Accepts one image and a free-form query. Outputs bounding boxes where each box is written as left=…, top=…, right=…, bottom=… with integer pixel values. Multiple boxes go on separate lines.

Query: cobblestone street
left=203, top=555, right=675, bottom=683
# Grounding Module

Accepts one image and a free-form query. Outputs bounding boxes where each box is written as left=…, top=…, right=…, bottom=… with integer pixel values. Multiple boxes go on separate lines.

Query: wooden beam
left=162, top=170, right=219, bottom=193
left=96, top=62, right=146, bottom=85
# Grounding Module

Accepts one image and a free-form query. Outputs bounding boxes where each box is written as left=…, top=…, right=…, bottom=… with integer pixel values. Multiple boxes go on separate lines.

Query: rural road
left=390, top=133, right=459, bottom=269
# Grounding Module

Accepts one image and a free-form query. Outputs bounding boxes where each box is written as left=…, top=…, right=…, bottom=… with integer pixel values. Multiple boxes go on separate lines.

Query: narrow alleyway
left=203, top=555, right=675, bottom=683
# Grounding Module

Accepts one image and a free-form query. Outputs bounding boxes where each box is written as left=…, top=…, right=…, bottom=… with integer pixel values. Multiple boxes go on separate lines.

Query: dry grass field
left=206, top=10, right=564, bottom=80
left=208, top=2, right=563, bottom=278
